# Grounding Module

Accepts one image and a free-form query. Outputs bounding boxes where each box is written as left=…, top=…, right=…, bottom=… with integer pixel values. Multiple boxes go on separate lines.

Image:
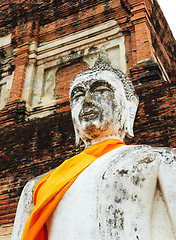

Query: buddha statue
left=11, top=47, right=176, bottom=240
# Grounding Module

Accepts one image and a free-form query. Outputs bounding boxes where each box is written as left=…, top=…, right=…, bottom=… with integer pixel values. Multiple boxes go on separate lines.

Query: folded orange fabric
left=21, top=138, right=125, bottom=240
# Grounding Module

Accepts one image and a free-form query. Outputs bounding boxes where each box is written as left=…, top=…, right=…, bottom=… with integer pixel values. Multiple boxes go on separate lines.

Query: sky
left=157, top=0, right=176, bottom=39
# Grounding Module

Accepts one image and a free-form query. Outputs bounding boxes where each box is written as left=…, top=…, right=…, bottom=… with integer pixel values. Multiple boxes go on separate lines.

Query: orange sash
left=21, top=138, right=125, bottom=240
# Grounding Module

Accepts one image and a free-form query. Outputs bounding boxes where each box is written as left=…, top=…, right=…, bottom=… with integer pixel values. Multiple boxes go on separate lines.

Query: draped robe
left=11, top=142, right=176, bottom=240
left=46, top=145, right=176, bottom=240
left=21, top=139, right=125, bottom=240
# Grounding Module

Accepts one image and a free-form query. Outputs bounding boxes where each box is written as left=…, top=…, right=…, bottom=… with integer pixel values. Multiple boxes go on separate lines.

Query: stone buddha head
left=70, top=47, right=139, bottom=147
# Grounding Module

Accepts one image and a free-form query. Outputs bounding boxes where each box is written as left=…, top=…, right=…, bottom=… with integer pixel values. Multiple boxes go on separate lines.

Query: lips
left=79, top=109, right=99, bottom=121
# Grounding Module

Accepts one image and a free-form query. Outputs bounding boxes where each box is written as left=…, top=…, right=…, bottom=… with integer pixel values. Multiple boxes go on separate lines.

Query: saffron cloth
left=21, top=138, right=125, bottom=240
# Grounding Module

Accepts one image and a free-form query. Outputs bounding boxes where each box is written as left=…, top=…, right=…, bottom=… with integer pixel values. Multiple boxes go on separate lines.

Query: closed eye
left=93, top=85, right=113, bottom=93
left=71, top=88, right=85, bottom=101
left=90, top=80, right=114, bottom=94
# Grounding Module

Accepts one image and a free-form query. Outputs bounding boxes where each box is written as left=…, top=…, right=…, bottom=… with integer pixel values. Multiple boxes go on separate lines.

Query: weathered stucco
left=11, top=145, right=176, bottom=240
left=46, top=146, right=176, bottom=240
left=11, top=49, right=176, bottom=240
left=21, top=21, right=127, bottom=119
left=0, top=34, right=14, bottom=110
left=0, top=0, right=176, bottom=239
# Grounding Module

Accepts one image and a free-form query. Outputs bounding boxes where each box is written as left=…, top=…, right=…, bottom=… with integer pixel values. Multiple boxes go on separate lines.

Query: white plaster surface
left=0, top=73, right=14, bottom=109
left=21, top=21, right=127, bottom=119
left=83, top=37, right=126, bottom=73
left=70, top=70, right=137, bottom=146
left=12, top=45, right=176, bottom=240
left=36, top=21, right=121, bottom=62
left=0, top=34, right=14, bottom=110
left=11, top=146, right=176, bottom=240
left=46, top=146, right=176, bottom=240
left=11, top=175, right=43, bottom=240
left=0, top=34, right=11, bottom=47
left=0, top=224, right=13, bottom=240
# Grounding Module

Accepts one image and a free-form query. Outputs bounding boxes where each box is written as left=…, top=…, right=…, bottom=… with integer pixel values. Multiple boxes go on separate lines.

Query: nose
left=83, top=90, right=93, bottom=107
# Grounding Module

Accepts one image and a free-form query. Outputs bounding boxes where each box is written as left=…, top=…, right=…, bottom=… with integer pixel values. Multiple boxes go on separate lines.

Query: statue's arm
left=158, top=148, right=176, bottom=235
left=11, top=176, right=41, bottom=240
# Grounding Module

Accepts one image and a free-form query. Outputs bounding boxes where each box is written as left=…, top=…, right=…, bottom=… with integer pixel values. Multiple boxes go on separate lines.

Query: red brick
left=0, top=0, right=175, bottom=228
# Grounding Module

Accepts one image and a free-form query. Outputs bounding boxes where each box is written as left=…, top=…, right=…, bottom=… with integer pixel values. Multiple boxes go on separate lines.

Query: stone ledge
left=130, top=57, right=162, bottom=84
left=0, top=224, right=13, bottom=240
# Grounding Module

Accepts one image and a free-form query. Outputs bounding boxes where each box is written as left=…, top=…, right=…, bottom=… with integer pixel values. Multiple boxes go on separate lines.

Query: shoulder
left=151, top=146, right=176, bottom=166
left=16, top=172, right=48, bottom=217
left=111, top=144, right=176, bottom=165
left=122, top=144, right=175, bottom=155
left=124, top=145, right=176, bottom=164
left=22, top=174, right=45, bottom=198
left=11, top=173, right=49, bottom=239
left=16, top=174, right=45, bottom=216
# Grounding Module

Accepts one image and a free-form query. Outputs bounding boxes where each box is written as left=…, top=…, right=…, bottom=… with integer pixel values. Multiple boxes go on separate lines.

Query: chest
left=46, top=146, right=163, bottom=240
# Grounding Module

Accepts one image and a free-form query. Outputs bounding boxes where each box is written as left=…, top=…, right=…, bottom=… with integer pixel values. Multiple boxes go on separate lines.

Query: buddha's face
left=70, top=70, right=129, bottom=145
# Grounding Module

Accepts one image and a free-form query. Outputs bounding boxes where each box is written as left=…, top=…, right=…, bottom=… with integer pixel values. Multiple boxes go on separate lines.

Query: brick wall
left=0, top=111, right=83, bottom=227
left=150, top=0, right=176, bottom=80
left=127, top=79, right=176, bottom=147
left=56, top=61, right=88, bottom=109
left=0, top=0, right=175, bottom=237
left=0, top=77, right=175, bottom=230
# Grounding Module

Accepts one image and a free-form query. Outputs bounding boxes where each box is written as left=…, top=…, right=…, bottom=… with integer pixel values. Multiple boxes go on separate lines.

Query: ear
left=74, top=126, right=82, bottom=146
left=125, top=95, right=139, bottom=138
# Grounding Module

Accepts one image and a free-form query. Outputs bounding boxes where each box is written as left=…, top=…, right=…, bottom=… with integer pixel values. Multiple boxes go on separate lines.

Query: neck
left=84, top=135, right=124, bottom=148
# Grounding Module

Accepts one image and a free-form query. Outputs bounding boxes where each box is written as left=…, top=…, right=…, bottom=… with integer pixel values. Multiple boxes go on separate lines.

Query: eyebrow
left=70, top=80, right=114, bottom=100
left=90, top=80, right=114, bottom=91
left=70, top=86, right=85, bottom=100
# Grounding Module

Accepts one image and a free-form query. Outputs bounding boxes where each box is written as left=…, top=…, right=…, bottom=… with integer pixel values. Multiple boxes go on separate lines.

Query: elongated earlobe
left=74, top=127, right=81, bottom=146
left=125, top=95, right=139, bottom=138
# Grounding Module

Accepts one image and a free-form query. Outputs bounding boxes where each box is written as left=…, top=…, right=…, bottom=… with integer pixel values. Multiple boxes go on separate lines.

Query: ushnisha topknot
left=69, top=46, right=136, bottom=101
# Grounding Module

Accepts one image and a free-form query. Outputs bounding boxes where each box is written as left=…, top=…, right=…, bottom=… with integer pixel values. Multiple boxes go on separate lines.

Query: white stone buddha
left=11, top=47, right=176, bottom=240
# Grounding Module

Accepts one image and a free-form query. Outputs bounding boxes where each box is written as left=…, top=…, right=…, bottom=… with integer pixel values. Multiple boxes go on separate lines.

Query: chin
left=82, top=118, right=100, bottom=129
left=83, top=122, right=109, bottom=139
left=80, top=117, right=98, bottom=128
